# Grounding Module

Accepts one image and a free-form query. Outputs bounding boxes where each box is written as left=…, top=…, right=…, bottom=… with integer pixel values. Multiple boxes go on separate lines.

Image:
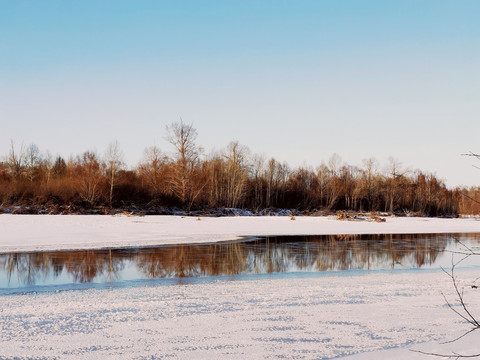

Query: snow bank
left=1, top=269, right=479, bottom=359
left=1, top=214, right=480, bottom=253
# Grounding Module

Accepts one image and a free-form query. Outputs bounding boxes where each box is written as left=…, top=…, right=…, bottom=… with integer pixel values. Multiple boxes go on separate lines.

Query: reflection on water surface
left=1, top=233, right=479, bottom=290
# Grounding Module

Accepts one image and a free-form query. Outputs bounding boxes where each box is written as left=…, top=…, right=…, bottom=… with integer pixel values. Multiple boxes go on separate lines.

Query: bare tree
left=166, top=120, right=200, bottom=168
left=42, top=151, right=54, bottom=185
left=6, top=140, right=25, bottom=179
left=250, top=153, right=266, bottom=209
left=24, top=143, right=43, bottom=182
left=362, top=157, right=379, bottom=211
left=411, top=150, right=480, bottom=357
left=462, top=151, right=480, bottom=166
left=165, top=120, right=204, bottom=208
left=289, top=166, right=315, bottom=208
left=412, top=244, right=480, bottom=358
left=325, top=154, right=343, bottom=211
left=384, top=157, right=408, bottom=214
left=264, top=158, right=277, bottom=208
left=137, top=145, right=169, bottom=198
left=223, top=141, right=250, bottom=208
left=460, top=152, right=480, bottom=213
left=315, top=163, right=329, bottom=208
left=104, top=141, right=124, bottom=208
left=75, top=151, right=104, bottom=207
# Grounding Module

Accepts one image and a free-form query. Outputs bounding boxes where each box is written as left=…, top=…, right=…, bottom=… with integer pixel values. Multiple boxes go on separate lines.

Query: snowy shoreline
left=2, top=269, right=480, bottom=359
left=1, top=214, right=480, bottom=359
left=1, top=214, right=480, bottom=253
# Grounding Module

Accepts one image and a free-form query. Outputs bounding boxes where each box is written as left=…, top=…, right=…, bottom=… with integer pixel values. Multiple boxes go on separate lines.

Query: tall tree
left=137, top=145, right=169, bottom=199
left=385, top=157, right=405, bottom=213
left=325, top=154, right=342, bottom=210
left=6, top=140, right=25, bottom=179
left=165, top=120, right=204, bottom=208
left=223, top=141, right=250, bottom=208
left=104, top=141, right=124, bottom=208
left=24, top=143, right=42, bottom=182
left=362, top=158, right=379, bottom=211
left=75, top=151, right=104, bottom=207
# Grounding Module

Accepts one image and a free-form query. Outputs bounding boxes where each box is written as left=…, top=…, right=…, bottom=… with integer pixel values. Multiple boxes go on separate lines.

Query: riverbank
left=1, top=214, right=480, bottom=253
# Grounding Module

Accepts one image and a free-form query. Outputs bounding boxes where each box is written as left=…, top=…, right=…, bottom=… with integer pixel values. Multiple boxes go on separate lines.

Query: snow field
left=1, top=269, right=480, bottom=359
left=1, top=214, right=480, bottom=253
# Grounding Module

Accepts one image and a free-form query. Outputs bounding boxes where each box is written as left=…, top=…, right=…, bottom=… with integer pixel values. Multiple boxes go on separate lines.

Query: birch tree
left=223, top=141, right=250, bottom=208
left=385, top=157, right=405, bottom=213
left=105, top=141, right=124, bottom=208
left=24, top=143, right=42, bottom=182
left=75, top=151, right=104, bottom=207
left=362, top=158, right=379, bottom=211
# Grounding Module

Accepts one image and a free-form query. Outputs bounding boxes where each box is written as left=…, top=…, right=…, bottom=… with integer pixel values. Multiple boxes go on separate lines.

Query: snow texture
left=2, top=270, right=480, bottom=359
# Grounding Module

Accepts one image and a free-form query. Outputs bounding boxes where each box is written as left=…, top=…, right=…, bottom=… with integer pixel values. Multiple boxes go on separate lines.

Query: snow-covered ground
left=1, top=215, right=480, bottom=359
left=1, top=214, right=480, bottom=253
left=1, top=269, right=479, bottom=359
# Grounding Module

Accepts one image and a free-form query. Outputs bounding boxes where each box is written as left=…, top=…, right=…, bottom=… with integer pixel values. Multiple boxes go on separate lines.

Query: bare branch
left=440, top=327, right=479, bottom=345
left=442, top=258, right=480, bottom=327
left=411, top=348, right=480, bottom=358
left=461, top=151, right=480, bottom=160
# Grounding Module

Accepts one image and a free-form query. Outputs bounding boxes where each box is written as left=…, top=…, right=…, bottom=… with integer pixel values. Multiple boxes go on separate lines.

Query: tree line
left=0, top=121, right=478, bottom=215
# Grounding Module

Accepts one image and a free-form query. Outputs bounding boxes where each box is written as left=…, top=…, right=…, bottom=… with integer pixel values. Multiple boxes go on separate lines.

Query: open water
left=1, top=233, right=479, bottom=294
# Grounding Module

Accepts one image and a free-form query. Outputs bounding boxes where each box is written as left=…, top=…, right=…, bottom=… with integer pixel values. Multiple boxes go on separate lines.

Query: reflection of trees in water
left=305, top=234, right=446, bottom=271
left=0, top=249, right=126, bottom=285
left=63, top=250, right=125, bottom=282
left=134, top=243, right=248, bottom=278
left=2, top=233, right=479, bottom=285
left=2, top=253, right=36, bottom=285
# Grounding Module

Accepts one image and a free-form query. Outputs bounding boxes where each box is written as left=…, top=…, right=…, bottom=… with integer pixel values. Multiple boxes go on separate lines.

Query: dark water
left=1, top=233, right=480, bottom=292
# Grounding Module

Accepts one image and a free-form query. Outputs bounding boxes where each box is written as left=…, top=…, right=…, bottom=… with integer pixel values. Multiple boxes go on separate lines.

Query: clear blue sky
left=1, top=0, right=479, bottom=187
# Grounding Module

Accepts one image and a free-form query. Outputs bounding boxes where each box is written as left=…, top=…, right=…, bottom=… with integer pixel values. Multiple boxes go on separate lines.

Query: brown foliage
left=0, top=136, right=471, bottom=215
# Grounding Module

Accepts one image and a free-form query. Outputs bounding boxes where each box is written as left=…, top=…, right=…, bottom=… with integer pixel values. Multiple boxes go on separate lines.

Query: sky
left=1, top=0, right=479, bottom=188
